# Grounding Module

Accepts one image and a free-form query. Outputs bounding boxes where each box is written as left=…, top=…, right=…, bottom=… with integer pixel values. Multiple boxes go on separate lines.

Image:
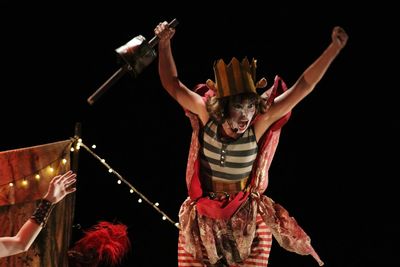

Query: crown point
left=206, top=79, right=217, bottom=91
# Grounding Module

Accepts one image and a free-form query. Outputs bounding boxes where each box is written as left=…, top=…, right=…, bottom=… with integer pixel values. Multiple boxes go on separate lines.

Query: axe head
left=115, top=35, right=157, bottom=77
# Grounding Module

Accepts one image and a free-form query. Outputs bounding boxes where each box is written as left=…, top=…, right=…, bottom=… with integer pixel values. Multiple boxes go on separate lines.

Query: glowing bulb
left=108, top=169, right=113, bottom=173
left=62, top=159, right=67, bottom=164
left=92, top=144, right=96, bottom=149
left=130, top=189, right=134, bottom=193
left=48, top=167, right=54, bottom=173
left=9, top=182, right=14, bottom=187
left=101, top=159, right=105, bottom=163
left=138, top=198, right=142, bottom=203
left=35, top=174, right=40, bottom=180
left=22, top=180, right=28, bottom=186
left=162, top=216, right=166, bottom=220
left=155, top=202, right=159, bottom=207
left=70, top=147, right=75, bottom=152
left=117, top=180, right=121, bottom=184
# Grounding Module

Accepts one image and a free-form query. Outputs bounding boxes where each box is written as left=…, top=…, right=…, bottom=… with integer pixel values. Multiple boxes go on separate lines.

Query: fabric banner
left=0, top=139, right=75, bottom=267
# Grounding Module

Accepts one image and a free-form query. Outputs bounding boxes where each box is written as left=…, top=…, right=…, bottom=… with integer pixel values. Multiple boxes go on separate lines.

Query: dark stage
left=0, top=2, right=398, bottom=266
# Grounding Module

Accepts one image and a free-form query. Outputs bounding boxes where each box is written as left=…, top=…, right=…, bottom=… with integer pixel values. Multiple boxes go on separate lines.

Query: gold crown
left=206, top=57, right=267, bottom=98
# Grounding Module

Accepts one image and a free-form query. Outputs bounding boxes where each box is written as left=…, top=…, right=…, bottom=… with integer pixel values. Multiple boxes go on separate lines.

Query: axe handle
left=148, top=18, right=179, bottom=47
left=87, top=64, right=129, bottom=105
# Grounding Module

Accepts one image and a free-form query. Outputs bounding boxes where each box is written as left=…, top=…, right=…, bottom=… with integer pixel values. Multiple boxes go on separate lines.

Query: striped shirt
left=200, top=120, right=258, bottom=192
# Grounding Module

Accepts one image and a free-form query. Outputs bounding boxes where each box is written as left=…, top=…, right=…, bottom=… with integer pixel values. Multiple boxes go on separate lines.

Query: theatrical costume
left=178, top=75, right=323, bottom=266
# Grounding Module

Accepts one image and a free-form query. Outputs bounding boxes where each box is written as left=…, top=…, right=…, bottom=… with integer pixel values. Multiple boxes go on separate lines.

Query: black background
left=1, top=1, right=398, bottom=267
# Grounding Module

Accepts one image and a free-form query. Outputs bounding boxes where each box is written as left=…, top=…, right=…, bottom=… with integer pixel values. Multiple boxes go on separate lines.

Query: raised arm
left=155, top=21, right=209, bottom=124
left=254, top=26, right=348, bottom=138
left=0, top=170, right=77, bottom=258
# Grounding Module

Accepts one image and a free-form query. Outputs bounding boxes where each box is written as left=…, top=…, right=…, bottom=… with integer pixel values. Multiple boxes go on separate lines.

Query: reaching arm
left=296, top=26, right=348, bottom=89
left=254, top=26, right=348, bottom=139
left=0, top=170, right=77, bottom=258
left=0, top=218, right=42, bottom=257
left=155, top=21, right=209, bottom=124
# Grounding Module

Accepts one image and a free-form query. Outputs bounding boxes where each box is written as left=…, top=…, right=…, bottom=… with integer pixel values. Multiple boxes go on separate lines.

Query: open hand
left=43, top=170, right=77, bottom=204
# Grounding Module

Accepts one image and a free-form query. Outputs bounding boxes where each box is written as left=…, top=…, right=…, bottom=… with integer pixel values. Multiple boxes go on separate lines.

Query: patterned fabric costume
left=178, top=76, right=324, bottom=266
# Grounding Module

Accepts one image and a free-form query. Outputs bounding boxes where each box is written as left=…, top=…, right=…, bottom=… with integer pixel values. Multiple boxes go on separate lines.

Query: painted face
left=227, top=98, right=256, bottom=134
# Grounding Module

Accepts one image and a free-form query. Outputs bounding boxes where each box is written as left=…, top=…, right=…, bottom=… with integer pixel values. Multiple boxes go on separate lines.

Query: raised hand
left=43, top=170, right=77, bottom=204
left=332, top=26, right=348, bottom=50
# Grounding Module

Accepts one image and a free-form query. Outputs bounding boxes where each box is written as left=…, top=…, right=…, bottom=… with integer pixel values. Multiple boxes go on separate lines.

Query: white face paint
left=227, top=98, right=256, bottom=134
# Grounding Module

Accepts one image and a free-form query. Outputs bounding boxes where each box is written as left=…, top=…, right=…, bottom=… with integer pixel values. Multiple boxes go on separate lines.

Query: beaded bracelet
left=30, top=199, right=54, bottom=227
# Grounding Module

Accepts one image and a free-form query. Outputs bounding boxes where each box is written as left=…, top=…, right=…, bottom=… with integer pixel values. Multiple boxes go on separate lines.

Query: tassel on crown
left=206, top=57, right=267, bottom=98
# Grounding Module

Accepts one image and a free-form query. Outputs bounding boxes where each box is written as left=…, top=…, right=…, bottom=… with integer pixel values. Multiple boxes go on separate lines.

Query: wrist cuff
left=30, top=198, right=54, bottom=227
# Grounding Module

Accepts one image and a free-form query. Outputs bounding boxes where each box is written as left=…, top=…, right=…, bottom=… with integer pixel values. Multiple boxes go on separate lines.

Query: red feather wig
left=68, top=221, right=131, bottom=267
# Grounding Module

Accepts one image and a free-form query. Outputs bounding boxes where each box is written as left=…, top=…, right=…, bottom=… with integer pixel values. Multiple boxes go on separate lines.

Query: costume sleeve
left=183, top=84, right=213, bottom=200
left=250, top=75, right=291, bottom=193
left=261, top=75, right=291, bottom=131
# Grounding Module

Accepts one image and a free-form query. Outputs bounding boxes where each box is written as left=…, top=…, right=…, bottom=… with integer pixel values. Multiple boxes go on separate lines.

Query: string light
left=21, top=179, right=28, bottom=187
left=78, top=140, right=180, bottom=229
left=0, top=153, right=70, bottom=190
